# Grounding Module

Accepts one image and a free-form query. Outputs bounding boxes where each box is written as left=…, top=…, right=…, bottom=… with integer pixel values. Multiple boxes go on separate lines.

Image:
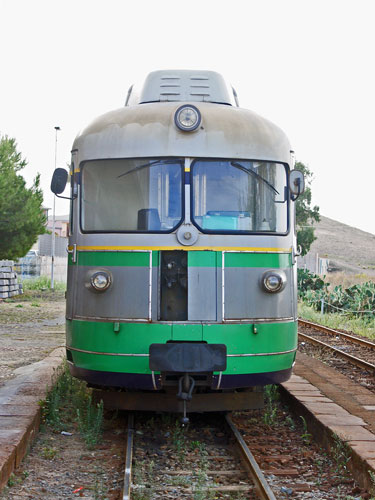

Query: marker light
left=262, top=270, right=286, bottom=293
left=90, top=271, right=112, bottom=292
left=174, top=105, right=201, bottom=131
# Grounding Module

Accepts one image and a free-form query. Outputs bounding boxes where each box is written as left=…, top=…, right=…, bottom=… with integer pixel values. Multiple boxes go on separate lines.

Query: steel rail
left=298, top=319, right=375, bottom=349
left=225, top=414, right=277, bottom=500
left=298, top=331, right=375, bottom=372
left=122, top=413, right=134, bottom=500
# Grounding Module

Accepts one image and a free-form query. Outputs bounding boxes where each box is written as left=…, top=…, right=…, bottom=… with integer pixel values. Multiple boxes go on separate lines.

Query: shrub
left=297, top=269, right=328, bottom=299
left=298, top=269, right=375, bottom=318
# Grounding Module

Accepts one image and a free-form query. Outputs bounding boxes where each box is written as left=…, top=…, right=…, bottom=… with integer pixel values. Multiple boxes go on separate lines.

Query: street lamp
left=51, top=126, right=61, bottom=290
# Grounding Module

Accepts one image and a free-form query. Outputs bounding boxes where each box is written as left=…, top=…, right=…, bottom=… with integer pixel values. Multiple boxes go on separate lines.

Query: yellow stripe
left=70, top=245, right=292, bottom=253
left=184, top=167, right=190, bottom=172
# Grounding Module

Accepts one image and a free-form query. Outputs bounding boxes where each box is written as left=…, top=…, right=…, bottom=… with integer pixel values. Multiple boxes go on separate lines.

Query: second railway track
left=299, top=319, right=375, bottom=349
left=298, top=318, right=375, bottom=372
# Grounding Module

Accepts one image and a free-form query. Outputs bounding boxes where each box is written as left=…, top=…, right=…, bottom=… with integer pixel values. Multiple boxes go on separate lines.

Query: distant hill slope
left=308, top=216, right=375, bottom=275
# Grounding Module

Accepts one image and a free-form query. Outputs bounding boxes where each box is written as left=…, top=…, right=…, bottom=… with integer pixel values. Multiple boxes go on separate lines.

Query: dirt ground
left=0, top=291, right=66, bottom=387
left=0, top=290, right=126, bottom=499
left=0, top=413, right=125, bottom=499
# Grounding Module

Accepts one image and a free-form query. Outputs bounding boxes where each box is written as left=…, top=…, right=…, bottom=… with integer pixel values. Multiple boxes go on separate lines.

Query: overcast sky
left=1, top=0, right=374, bottom=234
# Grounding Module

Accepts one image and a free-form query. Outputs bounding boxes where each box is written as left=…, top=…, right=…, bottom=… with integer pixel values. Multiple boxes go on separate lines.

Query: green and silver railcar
left=51, top=70, right=304, bottom=415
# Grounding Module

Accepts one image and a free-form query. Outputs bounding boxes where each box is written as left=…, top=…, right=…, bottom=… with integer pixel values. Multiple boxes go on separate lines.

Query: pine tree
left=0, top=135, right=46, bottom=259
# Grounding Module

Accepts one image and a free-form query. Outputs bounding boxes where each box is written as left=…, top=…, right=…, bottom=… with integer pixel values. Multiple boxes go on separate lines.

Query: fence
left=38, top=233, right=68, bottom=258
left=297, top=253, right=329, bottom=275
left=15, top=234, right=68, bottom=283
left=15, top=255, right=68, bottom=283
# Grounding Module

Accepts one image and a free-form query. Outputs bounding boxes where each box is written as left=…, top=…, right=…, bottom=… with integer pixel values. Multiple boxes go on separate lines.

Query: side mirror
left=289, top=170, right=305, bottom=200
left=51, top=168, right=68, bottom=195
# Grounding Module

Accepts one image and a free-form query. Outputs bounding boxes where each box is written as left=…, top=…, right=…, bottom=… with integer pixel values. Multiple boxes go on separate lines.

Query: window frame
left=79, top=157, right=185, bottom=234
left=189, top=158, right=290, bottom=236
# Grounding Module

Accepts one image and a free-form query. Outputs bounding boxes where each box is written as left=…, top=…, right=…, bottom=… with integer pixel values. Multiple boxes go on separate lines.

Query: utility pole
left=51, top=126, right=61, bottom=290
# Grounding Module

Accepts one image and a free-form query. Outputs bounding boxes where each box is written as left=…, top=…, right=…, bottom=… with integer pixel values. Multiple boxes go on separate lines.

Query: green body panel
left=66, top=319, right=297, bottom=375
left=66, top=320, right=171, bottom=353
left=224, top=252, right=292, bottom=268
left=71, top=350, right=151, bottom=374
left=77, top=251, right=151, bottom=267
left=172, top=324, right=203, bottom=340
left=188, top=251, right=219, bottom=267
left=69, top=250, right=291, bottom=268
left=202, top=322, right=297, bottom=354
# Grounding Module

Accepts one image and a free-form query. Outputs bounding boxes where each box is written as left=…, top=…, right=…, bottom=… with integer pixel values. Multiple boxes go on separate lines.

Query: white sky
left=1, top=0, right=374, bottom=234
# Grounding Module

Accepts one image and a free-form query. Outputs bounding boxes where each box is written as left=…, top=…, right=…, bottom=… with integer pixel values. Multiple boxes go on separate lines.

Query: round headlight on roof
left=261, top=270, right=287, bottom=293
left=174, top=105, right=201, bottom=132
left=90, top=271, right=112, bottom=292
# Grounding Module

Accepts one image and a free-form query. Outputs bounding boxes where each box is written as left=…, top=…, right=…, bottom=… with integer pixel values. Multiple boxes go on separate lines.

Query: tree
left=0, top=135, right=46, bottom=260
left=295, top=161, right=320, bottom=256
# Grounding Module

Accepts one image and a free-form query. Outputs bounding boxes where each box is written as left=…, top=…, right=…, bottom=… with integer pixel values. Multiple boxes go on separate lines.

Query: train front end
left=52, top=70, right=304, bottom=414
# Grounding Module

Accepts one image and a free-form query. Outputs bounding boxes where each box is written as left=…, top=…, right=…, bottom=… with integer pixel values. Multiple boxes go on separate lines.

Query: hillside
left=307, top=216, right=375, bottom=275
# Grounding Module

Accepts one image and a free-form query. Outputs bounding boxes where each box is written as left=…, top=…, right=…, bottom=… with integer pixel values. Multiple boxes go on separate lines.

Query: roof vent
left=137, top=70, right=236, bottom=105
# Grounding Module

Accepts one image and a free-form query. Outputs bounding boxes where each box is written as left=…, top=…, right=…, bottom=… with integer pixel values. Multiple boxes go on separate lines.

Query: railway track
left=298, top=318, right=375, bottom=372
left=123, top=412, right=276, bottom=500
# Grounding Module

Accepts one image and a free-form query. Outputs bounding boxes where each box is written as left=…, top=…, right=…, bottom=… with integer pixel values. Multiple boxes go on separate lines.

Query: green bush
left=326, top=281, right=375, bottom=316
left=297, top=269, right=328, bottom=299
left=298, top=269, right=375, bottom=318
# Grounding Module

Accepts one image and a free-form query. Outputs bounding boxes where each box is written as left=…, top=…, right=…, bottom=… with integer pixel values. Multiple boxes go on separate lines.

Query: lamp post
left=51, top=126, right=61, bottom=290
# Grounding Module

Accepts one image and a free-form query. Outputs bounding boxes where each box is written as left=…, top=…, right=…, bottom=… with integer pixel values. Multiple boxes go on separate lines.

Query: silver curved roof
left=73, top=100, right=291, bottom=164
left=136, top=69, right=236, bottom=105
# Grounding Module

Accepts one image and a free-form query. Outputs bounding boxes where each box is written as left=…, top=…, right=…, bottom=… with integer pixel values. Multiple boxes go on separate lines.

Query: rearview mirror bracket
left=289, top=170, right=305, bottom=201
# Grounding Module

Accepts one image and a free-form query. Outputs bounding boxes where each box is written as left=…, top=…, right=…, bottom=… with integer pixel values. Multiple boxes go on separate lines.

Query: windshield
left=81, top=159, right=183, bottom=232
left=191, top=160, right=287, bottom=233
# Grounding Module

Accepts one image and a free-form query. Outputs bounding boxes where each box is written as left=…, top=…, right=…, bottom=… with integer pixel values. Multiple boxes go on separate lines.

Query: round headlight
left=262, top=271, right=286, bottom=293
left=90, top=271, right=112, bottom=292
left=174, top=105, right=201, bottom=132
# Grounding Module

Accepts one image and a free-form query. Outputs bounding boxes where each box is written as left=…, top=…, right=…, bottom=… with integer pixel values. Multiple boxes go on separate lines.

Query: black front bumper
left=149, top=343, right=227, bottom=373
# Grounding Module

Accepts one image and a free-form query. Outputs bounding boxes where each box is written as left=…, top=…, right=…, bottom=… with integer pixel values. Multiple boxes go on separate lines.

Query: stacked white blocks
left=0, top=260, right=23, bottom=298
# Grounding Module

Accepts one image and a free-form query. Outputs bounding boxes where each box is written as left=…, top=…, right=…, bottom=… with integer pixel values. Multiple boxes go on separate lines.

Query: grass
left=331, top=433, right=352, bottom=476
left=132, top=459, right=155, bottom=500
left=172, top=420, right=188, bottom=462
left=327, top=272, right=375, bottom=290
left=263, top=384, right=280, bottom=426
left=41, top=446, right=58, bottom=460
left=298, top=301, right=375, bottom=339
left=7, top=471, right=29, bottom=488
left=40, top=362, right=104, bottom=449
left=299, top=415, right=312, bottom=445
left=77, top=396, right=104, bottom=449
left=21, top=276, right=66, bottom=292
left=368, top=470, right=375, bottom=497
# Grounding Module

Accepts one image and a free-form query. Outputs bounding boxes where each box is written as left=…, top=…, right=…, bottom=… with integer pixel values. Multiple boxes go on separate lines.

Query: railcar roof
left=73, top=101, right=291, bottom=164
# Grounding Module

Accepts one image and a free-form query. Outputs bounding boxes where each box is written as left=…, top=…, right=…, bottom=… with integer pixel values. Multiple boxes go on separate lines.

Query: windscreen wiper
left=117, top=159, right=182, bottom=179
left=231, top=161, right=279, bottom=195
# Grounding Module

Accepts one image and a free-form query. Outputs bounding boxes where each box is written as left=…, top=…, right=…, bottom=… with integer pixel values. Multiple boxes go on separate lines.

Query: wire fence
left=302, top=296, right=375, bottom=316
